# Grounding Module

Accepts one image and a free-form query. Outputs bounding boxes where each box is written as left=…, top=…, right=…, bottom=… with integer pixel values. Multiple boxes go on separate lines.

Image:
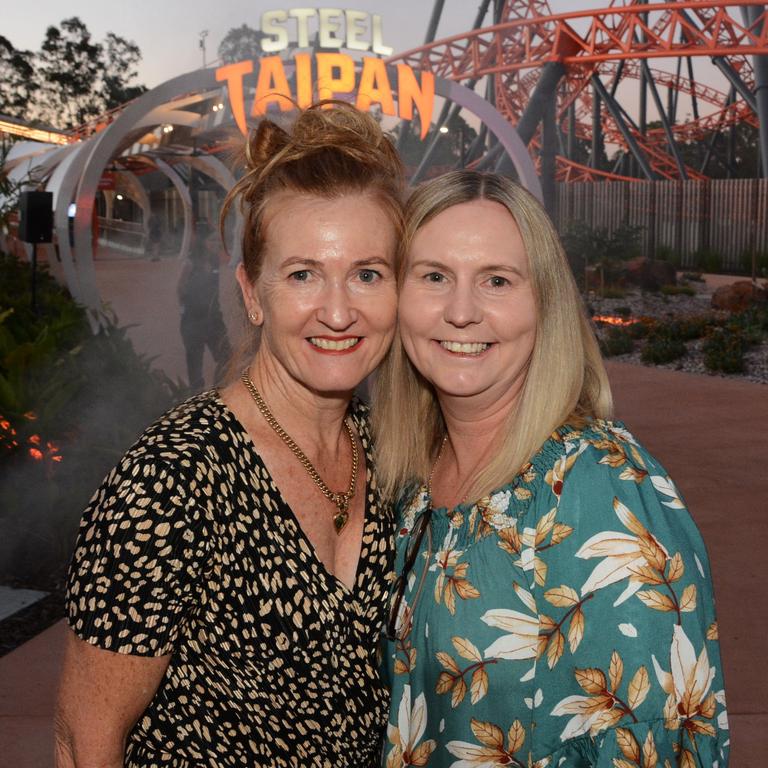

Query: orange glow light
left=29, top=434, right=41, bottom=445
left=24, top=411, right=37, bottom=420
left=593, top=314, right=639, bottom=327
left=29, top=448, right=43, bottom=460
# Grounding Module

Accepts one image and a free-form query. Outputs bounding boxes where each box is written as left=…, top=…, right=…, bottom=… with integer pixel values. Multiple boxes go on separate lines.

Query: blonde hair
left=372, top=170, right=612, bottom=501
left=219, top=100, right=405, bottom=381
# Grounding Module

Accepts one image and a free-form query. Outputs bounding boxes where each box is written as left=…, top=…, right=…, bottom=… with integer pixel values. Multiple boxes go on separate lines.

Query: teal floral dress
left=383, top=420, right=729, bottom=768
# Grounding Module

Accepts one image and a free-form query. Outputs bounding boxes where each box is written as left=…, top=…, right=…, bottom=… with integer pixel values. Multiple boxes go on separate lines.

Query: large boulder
left=711, top=280, right=767, bottom=312
left=623, top=258, right=677, bottom=291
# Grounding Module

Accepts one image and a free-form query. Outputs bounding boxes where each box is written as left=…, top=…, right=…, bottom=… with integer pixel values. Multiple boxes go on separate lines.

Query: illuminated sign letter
left=290, top=8, right=316, bottom=49
left=216, top=60, right=254, bottom=134
left=316, top=52, right=356, bottom=101
left=345, top=10, right=369, bottom=52
left=295, top=53, right=313, bottom=109
left=318, top=9, right=345, bottom=49
left=253, top=56, right=294, bottom=116
left=397, top=65, right=434, bottom=139
left=372, top=14, right=393, bottom=56
left=261, top=10, right=289, bottom=52
left=356, top=58, right=396, bottom=116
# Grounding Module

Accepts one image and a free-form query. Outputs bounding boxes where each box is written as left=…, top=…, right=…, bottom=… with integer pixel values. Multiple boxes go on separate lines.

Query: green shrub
left=725, top=306, right=767, bottom=344
left=739, top=250, right=768, bottom=278
left=641, top=323, right=687, bottom=364
left=690, top=248, right=724, bottom=274
left=600, top=327, right=635, bottom=357
left=0, top=251, right=182, bottom=586
left=703, top=327, right=748, bottom=373
left=660, top=283, right=696, bottom=296
left=655, top=245, right=682, bottom=267
left=677, top=315, right=714, bottom=341
left=561, top=221, right=643, bottom=289
left=627, top=320, right=652, bottom=340
left=682, top=271, right=705, bottom=283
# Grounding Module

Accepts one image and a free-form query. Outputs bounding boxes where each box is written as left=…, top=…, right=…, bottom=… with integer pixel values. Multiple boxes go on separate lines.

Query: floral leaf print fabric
left=383, top=421, right=728, bottom=768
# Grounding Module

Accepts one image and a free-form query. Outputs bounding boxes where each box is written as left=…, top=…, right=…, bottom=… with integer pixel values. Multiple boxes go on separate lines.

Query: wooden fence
left=556, top=178, right=768, bottom=271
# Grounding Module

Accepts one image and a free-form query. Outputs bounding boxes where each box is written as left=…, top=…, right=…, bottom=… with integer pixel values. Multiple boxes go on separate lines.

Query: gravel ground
left=590, top=287, right=768, bottom=385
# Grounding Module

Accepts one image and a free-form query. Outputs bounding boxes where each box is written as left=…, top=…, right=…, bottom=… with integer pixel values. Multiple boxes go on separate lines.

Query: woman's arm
left=531, top=425, right=729, bottom=765
left=55, top=628, right=171, bottom=768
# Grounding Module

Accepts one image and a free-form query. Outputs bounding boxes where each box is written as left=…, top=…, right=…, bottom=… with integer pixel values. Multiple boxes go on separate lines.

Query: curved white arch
left=54, top=65, right=539, bottom=310
left=72, top=68, right=220, bottom=311
left=153, top=157, right=194, bottom=260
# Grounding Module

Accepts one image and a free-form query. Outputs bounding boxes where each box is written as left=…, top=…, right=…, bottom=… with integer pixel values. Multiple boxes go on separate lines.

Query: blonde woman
left=375, top=171, right=728, bottom=767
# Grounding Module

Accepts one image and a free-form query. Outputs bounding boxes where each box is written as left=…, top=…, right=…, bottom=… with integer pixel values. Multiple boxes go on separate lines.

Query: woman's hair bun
left=244, top=120, right=290, bottom=172
left=222, top=99, right=405, bottom=283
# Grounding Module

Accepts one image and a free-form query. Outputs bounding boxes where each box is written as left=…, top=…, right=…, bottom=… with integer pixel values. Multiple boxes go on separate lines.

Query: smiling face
left=399, top=199, right=537, bottom=413
left=237, top=192, right=398, bottom=397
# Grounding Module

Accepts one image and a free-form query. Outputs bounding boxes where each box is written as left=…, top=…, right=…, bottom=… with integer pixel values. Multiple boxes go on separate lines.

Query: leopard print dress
left=66, top=391, right=395, bottom=767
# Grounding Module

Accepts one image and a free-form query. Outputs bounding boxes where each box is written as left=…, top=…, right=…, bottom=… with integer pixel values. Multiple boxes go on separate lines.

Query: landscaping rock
left=623, top=258, right=677, bottom=291
left=711, top=281, right=767, bottom=312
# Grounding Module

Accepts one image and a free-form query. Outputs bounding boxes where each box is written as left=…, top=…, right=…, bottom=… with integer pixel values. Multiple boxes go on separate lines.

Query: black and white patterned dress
left=66, top=391, right=395, bottom=767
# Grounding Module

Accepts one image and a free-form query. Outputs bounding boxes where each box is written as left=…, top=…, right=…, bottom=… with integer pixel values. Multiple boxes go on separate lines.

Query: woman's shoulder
left=541, top=418, right=666, bottom=477
left=118, top=390, right=232, bottom=473
left=527, top=418, right=685, bottom=514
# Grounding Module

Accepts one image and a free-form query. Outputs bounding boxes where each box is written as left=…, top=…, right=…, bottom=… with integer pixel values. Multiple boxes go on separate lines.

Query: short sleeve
left=529, top=428, right=729, bottom=766
left=66, top=451, right=213, bottom=656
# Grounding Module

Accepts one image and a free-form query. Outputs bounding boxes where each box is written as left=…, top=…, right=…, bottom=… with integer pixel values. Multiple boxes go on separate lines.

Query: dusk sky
left=4, top=0, right=636, bottom=88
left=3, top=0, right=731, bottom=127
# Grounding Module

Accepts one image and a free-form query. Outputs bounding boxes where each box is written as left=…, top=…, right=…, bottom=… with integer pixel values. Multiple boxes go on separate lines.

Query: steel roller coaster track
left=387, top=0, right=768, bottom=181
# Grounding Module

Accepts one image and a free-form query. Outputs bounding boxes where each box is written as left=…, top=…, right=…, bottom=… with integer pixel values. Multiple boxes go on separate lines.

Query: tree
left=0, top=36, right=36, bottom=119
left=0, top=18, right=148, bottom=130
left=218, top=24, right=264, bottom=64
left=101, top=32, right=146, bottom=110
left=38, top=17, right=103, bottom=127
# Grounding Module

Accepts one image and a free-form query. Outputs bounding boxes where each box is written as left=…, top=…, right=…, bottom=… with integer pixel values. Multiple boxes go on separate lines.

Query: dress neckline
left=210, top=390, right=375, bottom=601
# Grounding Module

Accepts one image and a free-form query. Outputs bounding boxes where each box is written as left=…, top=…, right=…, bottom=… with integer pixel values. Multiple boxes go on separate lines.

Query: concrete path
left=607, top=361, right=768, bottom=765
left=0, top=361, right=764, bottom=765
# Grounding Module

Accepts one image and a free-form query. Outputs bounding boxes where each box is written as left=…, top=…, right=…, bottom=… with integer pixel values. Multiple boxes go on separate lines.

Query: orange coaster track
left=387, top=0, right=768, bottom=181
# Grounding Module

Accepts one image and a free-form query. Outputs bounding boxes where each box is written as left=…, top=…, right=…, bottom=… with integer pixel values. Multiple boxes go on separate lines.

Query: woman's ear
left=236, top=263, right=263, bottom=326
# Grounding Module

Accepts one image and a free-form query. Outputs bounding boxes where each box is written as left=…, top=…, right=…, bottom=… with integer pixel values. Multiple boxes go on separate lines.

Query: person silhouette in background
left=147, top=213, right=162, bottom=261
left=177, top=218, right=231, bottom=390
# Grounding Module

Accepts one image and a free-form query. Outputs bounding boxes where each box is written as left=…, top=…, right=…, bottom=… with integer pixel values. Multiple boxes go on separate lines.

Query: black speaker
left=18, top=191, right=54, bottom=243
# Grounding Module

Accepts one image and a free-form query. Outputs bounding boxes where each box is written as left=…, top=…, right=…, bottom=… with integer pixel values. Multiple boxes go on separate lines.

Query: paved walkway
left=0, top=361, right=765, bottom=766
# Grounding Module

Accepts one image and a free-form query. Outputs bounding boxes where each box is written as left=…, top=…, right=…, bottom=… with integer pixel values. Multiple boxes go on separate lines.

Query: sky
left=4, top=0, right=616, bottom=88
left=2, top=0, right=733, bottom=129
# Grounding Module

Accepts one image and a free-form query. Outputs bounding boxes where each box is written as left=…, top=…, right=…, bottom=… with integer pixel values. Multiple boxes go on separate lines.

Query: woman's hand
left=54, top=627, right=171, bottom=767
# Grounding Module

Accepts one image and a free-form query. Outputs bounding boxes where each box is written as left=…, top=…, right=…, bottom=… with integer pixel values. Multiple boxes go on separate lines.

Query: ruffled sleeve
left=528, top=423, right=729, bottom=767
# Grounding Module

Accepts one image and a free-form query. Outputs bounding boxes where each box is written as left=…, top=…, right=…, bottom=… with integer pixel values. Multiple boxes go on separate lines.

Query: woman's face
left=399, top=199, right=537, bottom=411
left=238, top=192, right=398, bottom=396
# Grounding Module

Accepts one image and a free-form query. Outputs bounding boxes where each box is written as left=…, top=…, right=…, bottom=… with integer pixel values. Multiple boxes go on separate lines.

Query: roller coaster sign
left=215, top=8, right=435, bottom=138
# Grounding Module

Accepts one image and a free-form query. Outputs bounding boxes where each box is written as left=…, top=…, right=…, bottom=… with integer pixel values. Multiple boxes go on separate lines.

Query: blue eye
left=358, top=269, right=381, bottom=283
left=289, top=270, right=310, bottom=282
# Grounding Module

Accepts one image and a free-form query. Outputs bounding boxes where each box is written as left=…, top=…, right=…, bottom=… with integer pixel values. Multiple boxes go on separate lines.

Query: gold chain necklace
left=427, top=435, right=448, bottom=499
left=241, top=372, right=358, bottom=535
